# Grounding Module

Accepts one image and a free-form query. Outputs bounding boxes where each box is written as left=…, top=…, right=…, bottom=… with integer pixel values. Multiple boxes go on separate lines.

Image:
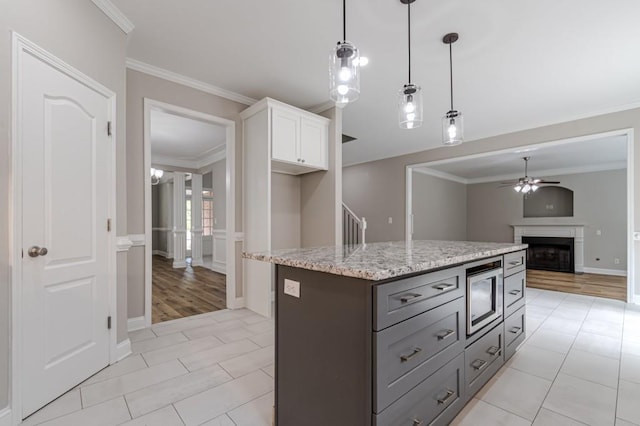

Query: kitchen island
left=244, top=240, right=528, bottom=426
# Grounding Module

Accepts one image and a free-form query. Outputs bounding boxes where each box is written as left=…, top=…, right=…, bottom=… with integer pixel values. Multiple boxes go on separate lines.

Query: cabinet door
left=271, top=108, right=299, bottom=163
left=300, top=117, right=328, bottom=169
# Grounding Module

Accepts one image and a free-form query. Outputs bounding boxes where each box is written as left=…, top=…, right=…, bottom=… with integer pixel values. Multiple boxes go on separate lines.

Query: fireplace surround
left=512, top=223, right=584, bottom=273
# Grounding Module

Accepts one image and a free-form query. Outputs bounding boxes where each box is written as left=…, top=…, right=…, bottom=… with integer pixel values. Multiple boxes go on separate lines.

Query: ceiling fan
left=500, top=157, right=560, bottom=194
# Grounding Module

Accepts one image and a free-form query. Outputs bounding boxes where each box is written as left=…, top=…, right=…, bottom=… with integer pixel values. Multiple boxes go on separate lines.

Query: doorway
left=144, top=99, right=237, bottom=325
left=405, top=129, right=635, bottom=302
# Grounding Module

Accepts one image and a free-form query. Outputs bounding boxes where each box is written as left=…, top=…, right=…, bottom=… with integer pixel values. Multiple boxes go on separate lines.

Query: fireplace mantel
left=511, top=223, right=584, bottom=273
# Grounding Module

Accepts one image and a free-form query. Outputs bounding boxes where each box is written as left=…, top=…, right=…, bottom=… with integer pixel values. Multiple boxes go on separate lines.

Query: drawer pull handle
left=437, top=389, right=455, bottom=405
left=509, top=326, right=522, bottom=334
left=509, top=290, right=521, bottom=295
left=411, top=419, right=424, bottom=426
left=433, top=283, right=455, bottom=291
left=400, top=347, right=422, bottom=362
left=509, top=260, right=523, bottom=267
left=400, top=293, right=422, bottom=303
left=471, top=359, right=488, bottom=371
left=436, top=329, right=456, bottom=341
left=486, top=345, right=501, bottom=356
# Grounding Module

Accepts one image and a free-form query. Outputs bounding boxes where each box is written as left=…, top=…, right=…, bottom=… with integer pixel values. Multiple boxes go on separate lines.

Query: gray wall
left=343, top=107, right=640, bottom=300
left=411, top=172, right=467, bottom=241
left=126, top=69, right=247, bottom=318
left=210, top=159, right=227, bottom=230
left=272, top=173, right=302, bottom=250
left=467, top=169, right=627, bottom=271
left=0, top=0, right=128, bottom=411
left=151, top=181, right=173, bottom=254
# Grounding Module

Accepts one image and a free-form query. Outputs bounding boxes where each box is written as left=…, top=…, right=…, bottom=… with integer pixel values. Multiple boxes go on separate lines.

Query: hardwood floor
left=152, top=255, right=226, bottom=324
left=526, top=269, right=627, bottom=301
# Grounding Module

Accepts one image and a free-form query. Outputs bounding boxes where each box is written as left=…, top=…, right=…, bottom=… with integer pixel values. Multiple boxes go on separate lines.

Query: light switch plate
left=284, top=279, right=300, bottom=298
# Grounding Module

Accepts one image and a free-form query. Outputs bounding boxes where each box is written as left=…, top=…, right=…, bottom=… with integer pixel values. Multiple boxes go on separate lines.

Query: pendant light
left=442, top=32, right=463, bottom=145
left=398, top=0, right=422, bottom=129
left=329, top=0, right=360, bottom=104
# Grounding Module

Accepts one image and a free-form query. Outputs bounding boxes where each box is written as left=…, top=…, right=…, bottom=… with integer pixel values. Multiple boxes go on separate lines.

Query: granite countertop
left=243, top=240, right=528, bottom=281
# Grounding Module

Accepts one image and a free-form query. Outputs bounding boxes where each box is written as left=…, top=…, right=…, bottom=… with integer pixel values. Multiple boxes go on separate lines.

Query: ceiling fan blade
left=499, top=181, right=519, bottom=185
left=537, top=180, right=561, bottom=184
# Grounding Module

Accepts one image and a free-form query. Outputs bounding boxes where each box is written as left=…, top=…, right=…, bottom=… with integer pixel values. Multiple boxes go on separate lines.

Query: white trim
left=152, top=250, right=170, bottom=258
left=127, top=316, right=146, bottom=332
left=116, top=236, right=133, bottom=252
left=90, top=0, right=135, bottom=34
left=308, top=101, right=337, bottom=114
left=144, top=98, right=239, bottom=325
left=406, top=128, right=635, bottom=303
left=129, top=234, right=145, bottom=247
left=235, top=232, right=245, bottom=241
left=208, top=263, right=227, bottom=275
left=412, top=166, right=468, bottom=185
left=127, top=58, right=256, bottom=106
left=405, top=166, right=413, bottom=241
left=0, top=408, right=11, bottom=426
left=11, top=32, right=119, bottom=424
left=114, top=339, right=132, bottom=362
left=582, top=267, right=627, bottom=277
left=151, top=148, right=226, bottom=171
left=234, top=297, right=245, bottom=309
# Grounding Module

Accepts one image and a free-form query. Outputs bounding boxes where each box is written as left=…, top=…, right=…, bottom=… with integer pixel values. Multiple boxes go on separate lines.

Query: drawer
left=504, top=250, right=526, bottom=277
left=374, top=297, right=465, bottom=412
left=374, top=266, right=464, bottom=331
left=374, top=353, right=465, bottom=426
left=464, top=324, right=504, bottom=399
left=504, top=270, right=526, bottom=317
left=504, top=306, right=526, bottom=361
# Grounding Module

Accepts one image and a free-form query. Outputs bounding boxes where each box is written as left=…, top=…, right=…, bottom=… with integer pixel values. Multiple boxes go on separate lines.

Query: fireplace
left=522, top=236, right=575, bottom=273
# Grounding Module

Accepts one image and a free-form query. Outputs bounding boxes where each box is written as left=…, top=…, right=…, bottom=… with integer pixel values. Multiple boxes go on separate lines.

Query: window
left=203, top=190, right=214, bottom=236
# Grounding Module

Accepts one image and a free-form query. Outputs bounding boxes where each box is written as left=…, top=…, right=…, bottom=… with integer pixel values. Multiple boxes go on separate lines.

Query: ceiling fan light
left=398, top=84, right=423, bottom=129
left=514, top=185, right=522, bottom=192
left=531, top=184, right=539, bottom=192
left=330, top=41, right=360, bottom=104
left=522, top=184, right=531, bottom=193
left=442, top=110, right=463, bottom=145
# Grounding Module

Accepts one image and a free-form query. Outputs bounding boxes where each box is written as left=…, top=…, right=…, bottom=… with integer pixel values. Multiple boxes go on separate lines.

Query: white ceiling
left=113, top=0, right=640, bottom=166
left=414, top=135, right=628, bottom=183
left=150, top=109, right=226, bottom=169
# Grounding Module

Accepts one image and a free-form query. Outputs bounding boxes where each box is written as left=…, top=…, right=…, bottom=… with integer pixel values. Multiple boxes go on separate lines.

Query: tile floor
left=21, top=287, right=640, bottom=426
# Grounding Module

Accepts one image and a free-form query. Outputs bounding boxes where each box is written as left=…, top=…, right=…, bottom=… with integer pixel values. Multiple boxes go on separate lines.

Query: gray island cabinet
left=244, top=240, right=528, bottom=426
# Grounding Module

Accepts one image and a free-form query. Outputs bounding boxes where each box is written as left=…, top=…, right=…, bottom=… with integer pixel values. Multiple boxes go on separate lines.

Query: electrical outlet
left=596, top=229, right=602, bottom=236
left=615, top=258, right=620, bottom=264
left=284, top=279, right=300, bottom=298
left=388, top=217, right=393, bottom=224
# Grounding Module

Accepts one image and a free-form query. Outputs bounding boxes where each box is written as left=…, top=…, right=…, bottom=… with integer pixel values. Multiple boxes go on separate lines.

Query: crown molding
left=308, top=101, right=338, bottom=114
left=127, top=58, right=257, bottom=106
left=412, top=167, right=469, bottom=185
left=90, top=0, right=135, bottom=34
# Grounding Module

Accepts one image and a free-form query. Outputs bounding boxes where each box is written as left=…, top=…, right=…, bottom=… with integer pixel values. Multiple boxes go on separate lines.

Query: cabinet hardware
left=433, top=283, right=455, bottom=291
left=471, top=359, right=488, bottom=371
left=400, top=293, right=422, bottom=303
left=437, top=389, right=455, bottom=405
left=509, top=260, right=523, bottom=266
left=400, top=347, right=422, bottom=362
left=486, top=346, right=500, bottom=356
left=509, top=289, right=521, bottom=295
left=411, top=419, right=424, bottom=426
left=509, top=326, right=522, bottom=334
left=436, top=329, right=456, bottom=341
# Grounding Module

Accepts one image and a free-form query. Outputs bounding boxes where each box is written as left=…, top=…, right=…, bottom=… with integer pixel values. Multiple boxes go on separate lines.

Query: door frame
left=143, top=98, right=238, bottom=328
left=10, top=32, right=118, bottom=424
left=405, top=128, right=636, bottom=303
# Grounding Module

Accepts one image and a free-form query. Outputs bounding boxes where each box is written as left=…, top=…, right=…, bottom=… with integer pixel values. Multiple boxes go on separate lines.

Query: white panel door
left=271, top=107, right=299, bottom=164
left=19, top=49, right=111, bottom=417
left=300, top=117, right=328, bottom=169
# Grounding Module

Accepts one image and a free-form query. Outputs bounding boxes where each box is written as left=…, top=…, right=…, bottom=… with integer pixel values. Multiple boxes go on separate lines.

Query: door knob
left=28, top=246, right=48, bottom=257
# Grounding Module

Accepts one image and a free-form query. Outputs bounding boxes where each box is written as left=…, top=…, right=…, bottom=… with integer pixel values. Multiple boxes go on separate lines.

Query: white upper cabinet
left=299, top=116, right=328, bottom=169
left=271, top=107, right=300, bottom=164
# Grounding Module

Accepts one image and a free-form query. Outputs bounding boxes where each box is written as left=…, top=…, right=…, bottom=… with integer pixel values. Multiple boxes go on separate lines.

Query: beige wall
left=272, top=173, right=302, bottom=250
left=343, top=108, right=640, bottom=300
left=0, top=0, right=129, bottom=410
left=467, top=169, right=627, bottom=271
left=126, top=69, right=247, bottom=318
left=210, top=159, right=227, bottom=230
left=411, top=172, right=467, bottom=241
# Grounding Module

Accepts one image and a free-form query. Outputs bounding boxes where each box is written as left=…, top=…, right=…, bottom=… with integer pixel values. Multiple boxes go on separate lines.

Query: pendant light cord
left=343, top=0, right=346, bottom=41
left=407, top=2, right=411, bottom=83
left=449, top=42, right=454, bottom=111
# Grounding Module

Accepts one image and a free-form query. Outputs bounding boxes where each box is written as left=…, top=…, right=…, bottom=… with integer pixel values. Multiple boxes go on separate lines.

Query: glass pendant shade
left=329, top=41, right=360, bottom=104
left=398, top=84, right=423, bottom=129
left=442, top=110, right=463, bottom=145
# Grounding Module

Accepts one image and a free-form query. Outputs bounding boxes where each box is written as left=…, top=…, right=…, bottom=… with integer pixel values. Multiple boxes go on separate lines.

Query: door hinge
left=107, top=316, right=112, bottom=330
left=107, top=218, right=112, bottom=232
left=107, top=121, right=112, bottom=136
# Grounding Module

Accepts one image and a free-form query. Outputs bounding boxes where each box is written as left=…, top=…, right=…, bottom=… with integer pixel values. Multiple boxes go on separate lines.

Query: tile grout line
left=223, top=390, right=273, bottom=425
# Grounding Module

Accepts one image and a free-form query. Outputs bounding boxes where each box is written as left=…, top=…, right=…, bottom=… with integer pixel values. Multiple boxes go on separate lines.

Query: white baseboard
left=115, top=338, right=132, bottom=362
left=152, top=250, right=170, bottom=258
left=208, top=262, right=226, bottom=274
left=172, top=260, right=187, bottom=268
left=191, top=258, right=204, bottom=267
left=271, top=291, right=275, bottom=302
left=231, top=297, right=245, bottom=309
left=582, top=267, right=627, bottom=277
left=0, top=408, right=11, bottom=426
left=127, top=316, right=146, bottom=332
